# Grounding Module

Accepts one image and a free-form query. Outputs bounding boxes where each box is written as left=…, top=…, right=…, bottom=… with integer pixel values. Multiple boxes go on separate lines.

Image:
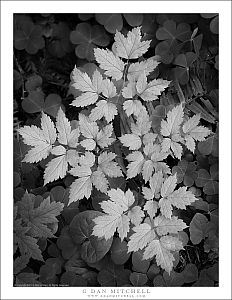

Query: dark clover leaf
left=155, top=20, right=191, bottom=64
left=195, top=165, right=218, bottom=195
left=70, top=22, right=110, bottom=60
left=22, top=92, right=62, bottom=118
left=174, top=52, right=197, bottom=85
left=200, top=13, right=219, bottom=35
left=189, top=213, right=208, bottom=245
left=82, top=270, right=98, bottom=286
left=37, top=238, right=47, bottom=252
left=130, top=272, right=148, bottom=287
left=48, top=22, right=73, bottom=58
left=198, top=133, right=218, bottom=157
left=69, top=211, right=113, bottom=264
left=14, top=21, right=45, bottom=54
left=204, top=235, right=219, bottom=253
left=65, top=251, right=88, bottom=275
left=163, top=270, right=185, bottom=286
left=95, top=13, right=123, bottom=34
left=132, top=249, right=150, bottom=273
left=147, top=262, right=160, bottom=281
left=50, top=186, right=69, bottom=207
left=110, top=237, right=131, bottom=265
left=78, top=14, right=93, bottom=21
left=192, top=268, right=215, bottom=286
left=47, top=243, right=61, bottom=258
left=97, top=263, right=131, bottom=287
left=177, top=231, right=189, bottom=247
left=172, top=159, right=197, bottom=187
left=141, top=14, right=158, bottom=48
left=57, top=227, right=79, bottom=260
left=123, top=14, right=144, bottom=27
left=153, top=274, right=166, bottom=286
left=60, top=271, right=87, bottom=286
left=25, top=74, right=43, bottom=92
left=182, top=263, right=198, bottom=283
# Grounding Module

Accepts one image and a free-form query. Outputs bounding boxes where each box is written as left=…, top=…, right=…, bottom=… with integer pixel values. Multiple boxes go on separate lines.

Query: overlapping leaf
left=92, top=188, right=144, bottom=240
left=114, top=27, right=151, bottom=59
left=182, top=114, right=211, bottom=152
left=159, top=174, right=197, bottom=218
left=160, top=104, right=184, bottom=159
left=18, top=112, right=57, bottom=163
left=16, top=192, right=64, bottom=238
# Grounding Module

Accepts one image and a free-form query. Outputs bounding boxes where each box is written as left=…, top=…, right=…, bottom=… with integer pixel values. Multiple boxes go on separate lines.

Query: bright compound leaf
left=92, top=188, right=143, bottom=241
left=143, top=236, right=183, bottom=274
left=71, top=67, right=104, bottom=107
left=114, top=27, right=151, bottom=59
left=182, top=114, right=211, bottom=152
left=18, top=112, right=56, bottom=163
left=94, top=48, right=125, bottom=81
left=159, top=174, right=197, bottom=219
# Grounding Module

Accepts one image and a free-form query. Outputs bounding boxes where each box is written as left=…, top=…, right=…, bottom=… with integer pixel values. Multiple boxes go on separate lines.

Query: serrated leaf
left=92, top=170, right=108, bottom=193
left=79, top=114, right=98, bottom=139
left=14, top=220, right=43, bottom=261
left=126, top=151, right=145, bottom=179
left=17, top=193, right=64, bottom=238
left=90, top=100, right=117, bottom=122
left=123, top=100, right=144, bottom=117
left=114, top=27, right=151, bottom=59
left=154, top=216, right=188, bottom=236
left=142, top=160, right=155, bottom=182
left=159, top=179, right=197, bottom=219
left=143, top=236, right=183, bottom=274
left=128, top=223, right=156, bottom=252
left=18, top=112, right=56, bottom=163
left=98, top=152, right=123, bottom=178
left=136, top=73, right=170, bottom=101
left=69, top=176, right=92, bottom=205
left=182, top=114, right=211, bottom=152
left=56, top=108, right=72, bottom=146
left=94, top=48, right=125, bottom=80
left=120, top=134, right=142, bottom=150
left=44, top=155, right=68, bottom=184
left=127, top=57, right=159, bottom=81
left=143, top=200, right=159, bottom=219
left=92, top=188, right=136, bottom=240
left=71, top=68, right=103, bottom=107
left=122, top=81, right=137, bottom=99
left=96, top=124, right=115, bottom=148
left=128, top=206, right=145, bottom=226
left=160, top=104, right=184, bottom=136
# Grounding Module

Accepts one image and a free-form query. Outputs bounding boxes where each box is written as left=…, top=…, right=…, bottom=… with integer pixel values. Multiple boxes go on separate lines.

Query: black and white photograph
left=1, top=1, right=231, bottom=299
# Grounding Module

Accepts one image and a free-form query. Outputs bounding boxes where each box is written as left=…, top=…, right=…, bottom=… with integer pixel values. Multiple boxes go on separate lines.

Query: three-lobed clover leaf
left=14, top=20, right=45, bottom=54
left=70, top=22, right=110, bottom=60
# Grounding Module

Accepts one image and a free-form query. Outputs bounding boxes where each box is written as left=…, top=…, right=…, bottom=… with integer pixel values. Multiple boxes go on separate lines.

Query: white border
left=1, top=1, right=231, bottom=299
